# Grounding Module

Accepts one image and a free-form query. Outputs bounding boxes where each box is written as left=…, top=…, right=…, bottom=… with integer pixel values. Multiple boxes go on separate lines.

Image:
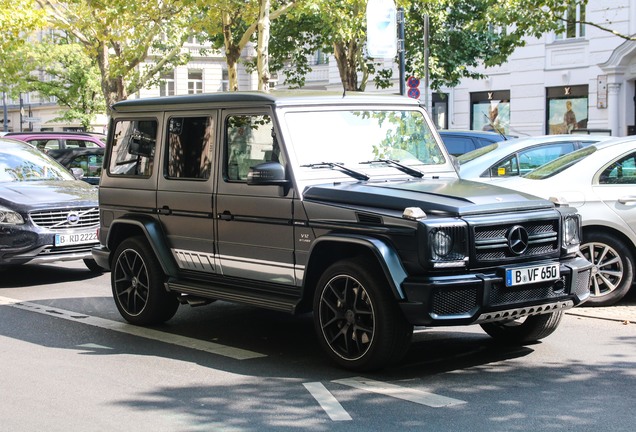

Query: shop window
left=546, top=86, right=588, bottom=134
left=470, top=91, right=510, bottom=134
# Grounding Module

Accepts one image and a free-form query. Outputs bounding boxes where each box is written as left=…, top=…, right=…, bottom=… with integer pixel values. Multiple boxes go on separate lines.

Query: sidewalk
left=566, top=300, right=636, bottom=324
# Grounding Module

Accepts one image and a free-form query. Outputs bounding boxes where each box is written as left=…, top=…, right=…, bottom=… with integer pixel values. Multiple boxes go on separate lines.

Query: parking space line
left=303, top=382, right=352, bottom=421
left=0, top=296, right=266, bottom=360
left=333, top=377, right=466, bottom=407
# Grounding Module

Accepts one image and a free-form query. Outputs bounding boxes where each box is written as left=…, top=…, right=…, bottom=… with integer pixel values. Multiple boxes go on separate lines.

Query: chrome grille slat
left=30, top=207, right=99, bottom=230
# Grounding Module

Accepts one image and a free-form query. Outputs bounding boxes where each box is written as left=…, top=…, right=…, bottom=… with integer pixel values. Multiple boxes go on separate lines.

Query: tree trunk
left=257, top=0, right=271, bottom=92
left=333, top=40, right=360, bottom=91
left=222, top=11, right=240, bottom=91
left=96, top=41, right=127, bottom=109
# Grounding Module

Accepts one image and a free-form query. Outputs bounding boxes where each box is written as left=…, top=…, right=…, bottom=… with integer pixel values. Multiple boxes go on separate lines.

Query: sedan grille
left=30, top=207, right=99, bottom=230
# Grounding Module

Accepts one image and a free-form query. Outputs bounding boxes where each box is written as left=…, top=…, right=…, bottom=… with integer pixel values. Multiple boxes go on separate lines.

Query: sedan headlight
left=562, top=214, right=581, bottom=253
left=0, top=205, right=24, bottom=225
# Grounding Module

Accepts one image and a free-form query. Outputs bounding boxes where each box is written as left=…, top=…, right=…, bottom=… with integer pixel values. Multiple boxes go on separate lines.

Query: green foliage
left=25, top=36, right=105, bottom=129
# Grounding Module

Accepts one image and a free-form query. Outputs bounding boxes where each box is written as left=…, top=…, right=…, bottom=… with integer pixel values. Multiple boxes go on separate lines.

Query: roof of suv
left=111, top=91, right=420, bottom=112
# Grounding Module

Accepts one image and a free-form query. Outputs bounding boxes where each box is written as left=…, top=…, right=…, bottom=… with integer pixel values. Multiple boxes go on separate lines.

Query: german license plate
left=54, top=230, right=98, bottom=246
left=505, top=264, right=560, bottom=287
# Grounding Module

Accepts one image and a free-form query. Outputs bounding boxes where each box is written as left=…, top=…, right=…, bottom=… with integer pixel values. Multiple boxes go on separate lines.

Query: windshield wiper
left=360, top=159, right=424, bottom=178
left=301, top=162, right=370, bottom=181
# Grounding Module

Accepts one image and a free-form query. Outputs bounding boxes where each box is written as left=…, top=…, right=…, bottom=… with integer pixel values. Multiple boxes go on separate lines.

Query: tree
left=269, top=0, right=389, bottom=92
left=25, top=37, right=105, bottom=129
left=0, top=0, right=45, bottom=94
left=35, top=0, right=195, bottom=107
left=271, top=0, right=633, bottom=93
left=190, top=0, right=296, bottom=91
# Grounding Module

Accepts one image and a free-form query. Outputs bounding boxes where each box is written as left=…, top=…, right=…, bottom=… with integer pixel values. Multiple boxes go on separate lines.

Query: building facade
left=431, top=1, right=636, bottom=138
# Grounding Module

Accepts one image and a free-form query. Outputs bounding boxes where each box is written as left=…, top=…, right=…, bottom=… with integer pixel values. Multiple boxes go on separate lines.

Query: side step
left=166, top=278, right=301, bottom=314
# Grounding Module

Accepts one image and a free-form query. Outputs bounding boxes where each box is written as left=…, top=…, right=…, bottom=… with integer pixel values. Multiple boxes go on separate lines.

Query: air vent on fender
left=356, top=212, right=383, bottom=225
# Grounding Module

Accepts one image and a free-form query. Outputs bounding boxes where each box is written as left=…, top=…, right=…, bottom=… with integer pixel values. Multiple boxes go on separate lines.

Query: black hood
left=303, top=178, right=553, bottom=217
left=0, top=180, right=98, bottom=211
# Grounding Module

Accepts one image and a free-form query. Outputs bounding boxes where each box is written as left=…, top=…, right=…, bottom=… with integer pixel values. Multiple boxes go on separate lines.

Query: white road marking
left=0, top=296, right=266, bottom=360
left=333, top=377, right=466, bottom=407
left=303, top=382, right=352, bottom=421
left=77, top=343, right=113, bottom=350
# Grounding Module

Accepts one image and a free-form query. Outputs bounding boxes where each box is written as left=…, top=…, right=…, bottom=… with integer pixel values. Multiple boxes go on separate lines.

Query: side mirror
left=247, top=162, right=289, bottom=186
left=70, top=167, right=85, bottom=179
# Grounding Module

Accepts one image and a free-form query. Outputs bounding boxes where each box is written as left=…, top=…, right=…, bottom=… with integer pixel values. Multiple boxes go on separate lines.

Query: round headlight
left=432, top=229, right=453, bottom=258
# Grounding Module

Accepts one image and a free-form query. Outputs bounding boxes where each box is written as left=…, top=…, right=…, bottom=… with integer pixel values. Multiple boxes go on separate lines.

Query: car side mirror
left=70, top=167, right=85, bottom=179
left=247, top=162, right=289, bottom=186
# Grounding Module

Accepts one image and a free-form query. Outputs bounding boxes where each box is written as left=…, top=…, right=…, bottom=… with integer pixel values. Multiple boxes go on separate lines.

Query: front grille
left=474, top=219, right=559, bottom=264
left=30, top=207, right=99, bottom=230
left=432, top=288, right=479, bottom=316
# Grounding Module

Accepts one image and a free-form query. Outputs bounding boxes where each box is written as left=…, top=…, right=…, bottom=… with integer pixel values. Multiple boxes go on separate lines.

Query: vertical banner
left=366, top=0, right=397, bottom=59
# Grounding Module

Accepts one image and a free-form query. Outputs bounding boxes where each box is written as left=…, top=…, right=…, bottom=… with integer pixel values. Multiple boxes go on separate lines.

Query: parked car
left=494, top=137, right=636, bottom=306
left=0, top=137, right=101, bottom=271
left=92, top=92, right=591, bottom=371
left=47, top=148, right=104, bottom=186
left=4, top=131, right=105, bottom=152
left=438, top=129, right=514, bottom=156
left=458, top=134, right=611, bottom=182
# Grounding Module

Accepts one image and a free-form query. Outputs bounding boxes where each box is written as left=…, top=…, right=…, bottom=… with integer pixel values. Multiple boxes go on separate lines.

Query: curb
left=566, top=306, right=636, bottom=324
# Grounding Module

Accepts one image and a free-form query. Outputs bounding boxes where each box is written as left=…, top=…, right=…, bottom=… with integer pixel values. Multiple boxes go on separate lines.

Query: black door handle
left=218, top=211, right=233, bottom=221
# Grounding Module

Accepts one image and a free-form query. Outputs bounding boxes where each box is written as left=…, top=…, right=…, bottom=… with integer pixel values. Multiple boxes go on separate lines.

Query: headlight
left=432, top=230, right=452, bottom=257
left=562, top=214, right=581, bottom=253
left=0, top=206, right=24, bottom=225
left=426, top=224, right=469, bottom=268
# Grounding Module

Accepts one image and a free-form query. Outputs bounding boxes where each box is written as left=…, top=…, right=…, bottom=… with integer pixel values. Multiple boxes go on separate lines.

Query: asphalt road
left=1, top=261, right=635, bottom=432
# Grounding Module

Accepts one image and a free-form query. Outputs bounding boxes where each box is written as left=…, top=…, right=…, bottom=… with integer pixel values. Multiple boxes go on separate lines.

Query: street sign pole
left=398, top=8, right=405, bottom=96
left=2, top=91, right=7, bottom=132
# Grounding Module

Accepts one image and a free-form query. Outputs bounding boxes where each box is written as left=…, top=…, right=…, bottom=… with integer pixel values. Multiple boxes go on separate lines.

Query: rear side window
left=166, top=116, right=215, bottom=180
left=109, top=119, right=157, bottom=177
left=599, top=152, right=636, bottom=184
left=69, top=154, right=103, bottom=178
left=442, top=136, right=475, bottom=156
left=30, top=139, right=61, bottom=151
left=66, top=139, right=100, bottom=149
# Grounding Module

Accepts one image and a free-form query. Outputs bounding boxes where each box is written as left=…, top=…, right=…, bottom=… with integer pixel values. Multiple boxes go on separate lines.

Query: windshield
left=284, top=109, right=445, bottom=176
left=0, top=145, right=74, bottom=182
left=524, top=145, right=596, bottom=180
left=457, top=143, right=499, bottom=164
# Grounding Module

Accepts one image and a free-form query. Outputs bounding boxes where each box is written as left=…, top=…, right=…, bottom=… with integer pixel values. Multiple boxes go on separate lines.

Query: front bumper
left=0, top=226, right=97, bottom=266
left=399, top=256, right=592, bottom=326
left=92, top=245, right=111, bottom=271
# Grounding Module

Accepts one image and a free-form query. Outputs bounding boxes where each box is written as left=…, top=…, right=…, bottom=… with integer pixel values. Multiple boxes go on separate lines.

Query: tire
left=313, top=257, right=413, bottom=371
left=480, top=311, right=564, bottom=344
left=577, top=231, right=634, bottom=306
left=84, top=258, right=105, bottom=273
left=111, top=236, right=179, bottom=325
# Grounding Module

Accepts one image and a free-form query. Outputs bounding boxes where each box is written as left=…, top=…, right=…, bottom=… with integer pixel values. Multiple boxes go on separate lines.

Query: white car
left=494, top=137, right=636, bottom=306
left=458, top=134, right=611, bottom=182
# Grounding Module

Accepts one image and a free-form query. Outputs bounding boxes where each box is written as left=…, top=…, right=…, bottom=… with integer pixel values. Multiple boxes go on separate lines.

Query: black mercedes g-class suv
left=93, top=92, right=591, bottom=370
